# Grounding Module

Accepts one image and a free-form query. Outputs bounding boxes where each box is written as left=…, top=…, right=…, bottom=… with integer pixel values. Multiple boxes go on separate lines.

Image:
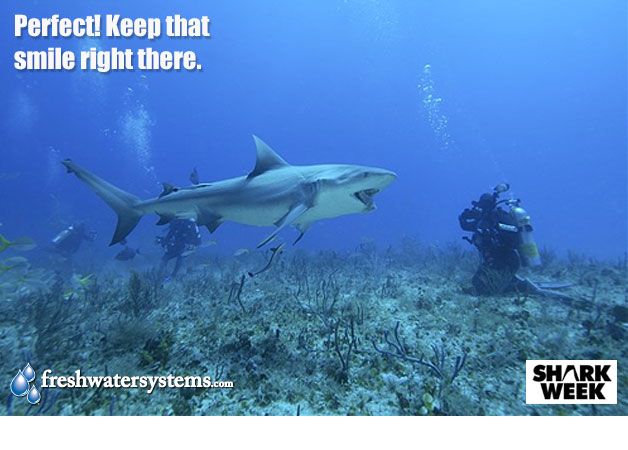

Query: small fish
left=189, top=167, right=200, bottom=185
left=63, top=274, right=93, bottom=299
left=234, top=248, right=249, bottom=257
left=248, top=243, right=285, bottom=277
left=63, top=288, right=78, bottom=301
left=20, top=278, right=48, bottom=291
left=2, top=256, right=29, bottom=266
left=180, top=240, right=216, bottom=257
left=70, top=273, right=94, bottom=290
left=0, top=235, right=36, bottom=253
left=115, top=246, right=140, bottom=261
left=0, top=256, right=30, bottom=273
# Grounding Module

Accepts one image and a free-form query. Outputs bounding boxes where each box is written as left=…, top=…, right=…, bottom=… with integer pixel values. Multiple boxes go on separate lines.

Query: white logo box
left=526, top=360, right=617, bottom=405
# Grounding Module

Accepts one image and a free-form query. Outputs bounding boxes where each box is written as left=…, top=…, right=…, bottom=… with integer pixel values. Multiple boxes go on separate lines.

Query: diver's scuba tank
left=52, top=226, right=73, bottom=245
left=508, top=201, right=542, bottom=267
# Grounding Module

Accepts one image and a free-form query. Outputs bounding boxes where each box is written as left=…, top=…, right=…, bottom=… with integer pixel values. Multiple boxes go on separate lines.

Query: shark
left=62, top=135, right=397, bottom=247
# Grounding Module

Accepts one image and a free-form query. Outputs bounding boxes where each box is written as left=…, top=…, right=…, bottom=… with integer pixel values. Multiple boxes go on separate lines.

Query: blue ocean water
left=1, top=0, right=625, bottom=259
left=1, top=1, right=627, bottom=418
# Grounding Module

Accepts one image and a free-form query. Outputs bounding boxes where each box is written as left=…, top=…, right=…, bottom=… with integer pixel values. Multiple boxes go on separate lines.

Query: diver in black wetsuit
left=459, top=184, right=548, bottom=295
left=50, top=222, right=96, bottom=258
left=156, top=218, right=201, bottom=279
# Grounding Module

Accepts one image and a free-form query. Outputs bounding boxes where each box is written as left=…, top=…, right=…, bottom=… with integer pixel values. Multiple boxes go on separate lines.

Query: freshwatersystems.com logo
left=10, top=362, right=234, bottom=403
left=10, top=363, right=41, bottom=405
left=526, top=360, right=617, bottom=405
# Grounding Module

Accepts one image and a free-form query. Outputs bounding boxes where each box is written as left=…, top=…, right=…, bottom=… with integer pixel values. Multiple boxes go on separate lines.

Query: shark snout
left=367, top=168, right=397, bottom=189
left=382, top=169, right=397, bottom=185
left=349, top=167, right=396, bottom=211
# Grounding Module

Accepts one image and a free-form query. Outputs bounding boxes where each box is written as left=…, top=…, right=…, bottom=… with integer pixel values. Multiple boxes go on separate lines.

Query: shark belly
left=219, top=201, right=288, bottom=227
left=297, top=189, right=365, bottom=224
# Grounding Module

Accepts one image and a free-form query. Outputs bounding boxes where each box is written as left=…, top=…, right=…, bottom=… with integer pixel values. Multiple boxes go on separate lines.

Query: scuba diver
left=50, top=222, right=96, bottom=258
left=156, top=218, right=201, bottom=279
left=459, top=184, right=570, bottom=299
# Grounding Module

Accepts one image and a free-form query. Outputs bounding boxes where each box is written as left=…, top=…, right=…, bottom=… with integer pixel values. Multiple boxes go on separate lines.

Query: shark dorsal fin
left=248, top=135, right=289, bottom=179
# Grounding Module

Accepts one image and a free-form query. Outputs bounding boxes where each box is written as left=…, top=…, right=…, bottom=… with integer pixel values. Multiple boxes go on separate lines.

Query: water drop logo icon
left=27, top=385, right=41, bottom=405
left=22, top=363, right=35, bottom=383
left=10, top=370, right=29, bottom=397
left=10, top=362, right=45, bottom=405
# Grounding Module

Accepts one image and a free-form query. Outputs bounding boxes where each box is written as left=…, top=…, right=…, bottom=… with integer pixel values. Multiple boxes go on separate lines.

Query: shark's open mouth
left=353, top=188, right=379, bottom=208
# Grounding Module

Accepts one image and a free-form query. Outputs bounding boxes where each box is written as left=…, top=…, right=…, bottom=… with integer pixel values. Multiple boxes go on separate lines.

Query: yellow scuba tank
left=509, top=204, right=542, bottom=267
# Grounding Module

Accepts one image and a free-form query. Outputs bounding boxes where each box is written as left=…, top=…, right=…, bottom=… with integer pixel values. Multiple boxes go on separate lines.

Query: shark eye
left=363, top=172, right=369, bottom=178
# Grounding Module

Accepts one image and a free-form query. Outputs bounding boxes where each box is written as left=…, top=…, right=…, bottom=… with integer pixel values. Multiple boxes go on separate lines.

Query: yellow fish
left=0, top=256, right=29, bottom=273
left=70, top=273, right=94, bottom=290
left=0, top=235, right=36, bottom=252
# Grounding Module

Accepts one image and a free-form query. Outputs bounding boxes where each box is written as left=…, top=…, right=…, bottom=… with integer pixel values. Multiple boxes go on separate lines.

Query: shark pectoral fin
left=205, top=221, right=222, bottom=234
left=257, top=234, right=277, bottom=248
left=257, top=203, right=309, bottom=248
left=156, top=213, right=175, bottom=226
left=293, top=222, right=311, bottom=245
left=247, top=135, right=290, bottom=179
left=196, top=209, right=223, bottom=234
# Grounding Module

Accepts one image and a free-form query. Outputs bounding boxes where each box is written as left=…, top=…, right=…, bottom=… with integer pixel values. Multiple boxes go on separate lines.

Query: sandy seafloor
left=1, top=239, right=626, bottom=416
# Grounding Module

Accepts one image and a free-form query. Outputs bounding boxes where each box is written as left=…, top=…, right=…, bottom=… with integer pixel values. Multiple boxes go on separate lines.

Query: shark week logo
left=526, top=360, right=617, bottom=405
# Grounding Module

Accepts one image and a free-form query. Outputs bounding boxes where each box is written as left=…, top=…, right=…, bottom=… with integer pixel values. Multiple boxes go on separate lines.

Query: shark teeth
left=353, top=189, right=379, bottom=208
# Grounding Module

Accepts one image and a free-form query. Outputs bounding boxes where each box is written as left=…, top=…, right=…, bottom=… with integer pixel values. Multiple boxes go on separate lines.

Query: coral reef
left=0, top=241, right=626, bottom=415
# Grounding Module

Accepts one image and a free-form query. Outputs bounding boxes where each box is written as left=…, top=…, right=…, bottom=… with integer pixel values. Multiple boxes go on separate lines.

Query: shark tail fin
left=62, top=159, right=143, bottom=246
